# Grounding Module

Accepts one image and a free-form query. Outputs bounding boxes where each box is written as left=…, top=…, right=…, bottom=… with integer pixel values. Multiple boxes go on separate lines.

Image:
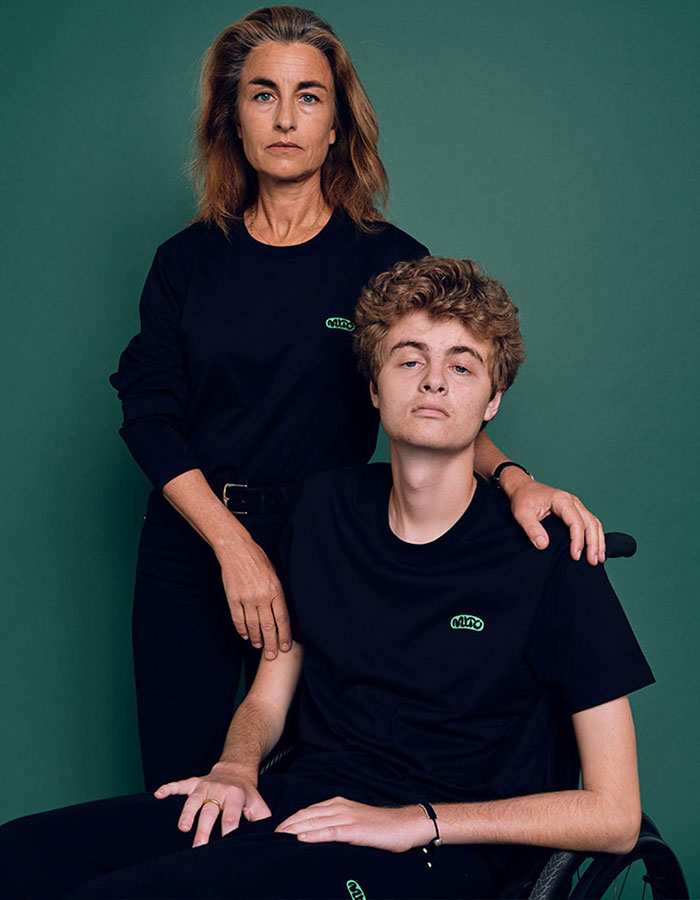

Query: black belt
left=221, top=481, right=298, bottom=516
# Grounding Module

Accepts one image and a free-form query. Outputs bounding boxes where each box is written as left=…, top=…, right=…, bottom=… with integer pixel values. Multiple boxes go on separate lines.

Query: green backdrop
left=2, top=0, right=698, bottom=894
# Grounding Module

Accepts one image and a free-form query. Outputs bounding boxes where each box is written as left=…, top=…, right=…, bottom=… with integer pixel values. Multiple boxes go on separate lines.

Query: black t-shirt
left=279, top=464, right=654, bottom=806
left=109, top=215, right=428, bottom=491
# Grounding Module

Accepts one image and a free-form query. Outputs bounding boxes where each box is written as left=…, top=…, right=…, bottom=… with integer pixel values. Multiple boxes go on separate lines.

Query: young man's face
left=370, top=310, right=502, bottom=454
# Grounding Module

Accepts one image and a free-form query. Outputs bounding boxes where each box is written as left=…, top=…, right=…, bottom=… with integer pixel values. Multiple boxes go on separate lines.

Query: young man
left=0, top=258, right=653, bottom=899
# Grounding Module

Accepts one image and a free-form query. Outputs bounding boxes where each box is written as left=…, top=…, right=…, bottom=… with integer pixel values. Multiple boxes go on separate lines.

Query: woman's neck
left=247, top=175, right=331, bottom=245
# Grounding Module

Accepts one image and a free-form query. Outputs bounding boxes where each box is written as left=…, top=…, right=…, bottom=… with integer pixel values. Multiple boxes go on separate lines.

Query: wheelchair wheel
left=570, top=831, right=688, bottom=899
left=526, top=816, right=688, bottom=900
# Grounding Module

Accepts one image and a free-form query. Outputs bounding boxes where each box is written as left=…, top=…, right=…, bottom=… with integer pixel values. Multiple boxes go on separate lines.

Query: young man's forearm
left=429, top=787, right=641, bottom=855
left=212, top=643, right=304, bottom=783
left=212, top=695, right=287, bottom=784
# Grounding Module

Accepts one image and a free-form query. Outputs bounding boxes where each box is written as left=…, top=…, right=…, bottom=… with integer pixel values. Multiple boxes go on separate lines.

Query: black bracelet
left=491, top=461, right=533, bottom=491
left=418, top=801, right=442, bottom=868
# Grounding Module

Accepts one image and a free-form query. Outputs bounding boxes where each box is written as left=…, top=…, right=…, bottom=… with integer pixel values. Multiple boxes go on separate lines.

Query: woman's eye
left=254, top=91, right=273, bottom=102
left=300, top=93, right=320, bottom=103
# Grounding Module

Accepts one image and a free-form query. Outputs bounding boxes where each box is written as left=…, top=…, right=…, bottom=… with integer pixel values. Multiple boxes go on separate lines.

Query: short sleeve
left=109, top=241, right=200, bottom=490
left=525, top=546, right=655, bottom=714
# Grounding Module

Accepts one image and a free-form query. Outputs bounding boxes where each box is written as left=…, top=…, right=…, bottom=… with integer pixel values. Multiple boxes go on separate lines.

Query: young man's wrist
left=211, top=759, right=259, bottom=785
left=401, top=805, right=442, bottom=849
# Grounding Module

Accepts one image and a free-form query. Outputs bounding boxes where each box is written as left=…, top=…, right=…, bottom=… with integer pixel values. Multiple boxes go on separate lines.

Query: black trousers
left=0, top=771, right=523, bottom=899
left=133, top=491, right=292, bottom=791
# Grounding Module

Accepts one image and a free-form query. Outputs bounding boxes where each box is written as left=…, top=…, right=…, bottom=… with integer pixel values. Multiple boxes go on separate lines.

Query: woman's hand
left=161, top=470, right=293, bottom=657
left=275, top=797, right=432, bottom=853
left=501, top=468, right=605, bottom=565
left=217, top=535, right=292, bottom=658
left=154, top=764, right=271, bottom=847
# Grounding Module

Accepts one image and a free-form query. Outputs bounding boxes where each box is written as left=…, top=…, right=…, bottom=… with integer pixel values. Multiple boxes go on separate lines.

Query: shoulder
left=475, top=477, right=573, bottom=576
left=156, top=220, right=222, bottom=264
left=367, top=220, right=429, bottom=258
left=366, top=221, right=430, bottom=269
left=292, top=463, right=388, bottom=521
left=338, top=216, right=429, bottom=271
left=297, top=464, right=381, bottom=502
left=148, top=220, right=228, bottom=292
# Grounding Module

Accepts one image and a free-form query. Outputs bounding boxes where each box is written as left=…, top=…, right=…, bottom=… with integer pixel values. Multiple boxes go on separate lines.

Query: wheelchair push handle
left=604, top=532, right=637, bottom=559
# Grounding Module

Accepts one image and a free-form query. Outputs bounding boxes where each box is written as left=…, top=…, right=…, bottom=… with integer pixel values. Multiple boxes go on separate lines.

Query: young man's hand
left=500, top=467, right=606, bottom=565
left=154, top=764, right=271, bottom=847
left=275, top=797, right=433, bottom=853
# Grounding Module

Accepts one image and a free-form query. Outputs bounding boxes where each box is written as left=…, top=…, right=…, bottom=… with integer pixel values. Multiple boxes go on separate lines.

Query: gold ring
left=202, top=798, right=223, bottom=811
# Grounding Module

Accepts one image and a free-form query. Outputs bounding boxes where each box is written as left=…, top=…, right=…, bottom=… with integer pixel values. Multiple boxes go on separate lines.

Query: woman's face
left=237, top=41, right=337, bottom=186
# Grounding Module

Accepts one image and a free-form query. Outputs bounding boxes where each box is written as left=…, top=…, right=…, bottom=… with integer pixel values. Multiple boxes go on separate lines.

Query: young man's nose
left=420, top=369, right=447, bottom=393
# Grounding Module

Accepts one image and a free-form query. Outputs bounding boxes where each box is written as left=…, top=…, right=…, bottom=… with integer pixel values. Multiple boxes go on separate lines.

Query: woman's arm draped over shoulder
left=474, top=430, right=606, bottom=565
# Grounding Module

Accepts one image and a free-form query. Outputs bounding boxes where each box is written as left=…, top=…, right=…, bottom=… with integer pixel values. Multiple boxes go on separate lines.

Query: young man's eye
left=453, top=365, right=471, bottom=375
left=401, top=360, right=419, bottom=368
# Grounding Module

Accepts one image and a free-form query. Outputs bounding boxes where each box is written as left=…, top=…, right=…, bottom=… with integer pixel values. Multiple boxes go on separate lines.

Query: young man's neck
left=388, top=443, right=477, bottom=544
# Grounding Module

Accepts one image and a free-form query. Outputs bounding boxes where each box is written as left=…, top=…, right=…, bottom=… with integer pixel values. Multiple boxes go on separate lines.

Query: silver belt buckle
left=222, top=482, right=249, bottom=515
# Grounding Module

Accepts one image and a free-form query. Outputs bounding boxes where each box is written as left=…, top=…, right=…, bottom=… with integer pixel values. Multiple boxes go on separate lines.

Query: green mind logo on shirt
left=450, top=613, right=485, bottom=631
left=346, top=881, right=366, bottom=900
left=326, top=316, right=356, bottom=332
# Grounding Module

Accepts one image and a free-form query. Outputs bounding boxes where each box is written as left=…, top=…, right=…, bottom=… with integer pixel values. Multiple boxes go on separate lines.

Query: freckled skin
left=371, top=311, right=503, bottom=453
left=236, top=41, right=337, bottom=186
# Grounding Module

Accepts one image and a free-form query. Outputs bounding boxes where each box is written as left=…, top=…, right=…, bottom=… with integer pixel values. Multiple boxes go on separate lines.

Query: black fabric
left=0, top=774, right=522, bottom=899
left=112, top=215, right=426, bottom=786
left=133, top=492, right=290, bottom=791
left=279, top=464, right=655, bottom=805
left=110, top=215, right=428, bottom=492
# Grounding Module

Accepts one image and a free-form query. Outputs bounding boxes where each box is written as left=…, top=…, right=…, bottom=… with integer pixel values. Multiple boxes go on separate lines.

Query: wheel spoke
left=615, top=862, right=632, bottom=899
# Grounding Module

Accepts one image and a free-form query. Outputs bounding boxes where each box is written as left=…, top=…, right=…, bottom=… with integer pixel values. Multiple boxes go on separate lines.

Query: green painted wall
left=2, top=0, right=698, bottom=893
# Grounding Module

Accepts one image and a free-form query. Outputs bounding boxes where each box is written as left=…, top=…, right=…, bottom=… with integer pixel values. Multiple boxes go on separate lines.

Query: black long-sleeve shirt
left=110, top=214, right=428, bottom=492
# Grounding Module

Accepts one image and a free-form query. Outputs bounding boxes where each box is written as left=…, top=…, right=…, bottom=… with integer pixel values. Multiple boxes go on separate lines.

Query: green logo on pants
left=346, top=879, right=366, bottom=899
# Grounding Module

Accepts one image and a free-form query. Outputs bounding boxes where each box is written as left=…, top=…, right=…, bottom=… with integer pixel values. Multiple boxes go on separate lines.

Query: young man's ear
left=483, top=391, right=503, bottom=424
left=369, top=380, right=379, bottom=409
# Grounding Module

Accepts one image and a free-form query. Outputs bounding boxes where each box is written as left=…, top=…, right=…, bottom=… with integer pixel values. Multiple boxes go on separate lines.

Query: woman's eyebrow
left=247, top=77, right=329, bottom=91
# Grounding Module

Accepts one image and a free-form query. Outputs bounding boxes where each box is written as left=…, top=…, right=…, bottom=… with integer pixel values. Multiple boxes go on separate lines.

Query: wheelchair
left=519, top=814, right=688, bottom=899
left=260, top=533, right=689, bottom=900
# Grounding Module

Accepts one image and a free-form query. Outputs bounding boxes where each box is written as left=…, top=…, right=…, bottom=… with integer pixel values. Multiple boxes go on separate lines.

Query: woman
left=110, top=5, right=604, bottom=792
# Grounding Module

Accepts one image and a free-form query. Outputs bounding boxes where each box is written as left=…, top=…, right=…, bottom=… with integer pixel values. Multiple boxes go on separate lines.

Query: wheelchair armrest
left=258, top=740, right=301, bottom=776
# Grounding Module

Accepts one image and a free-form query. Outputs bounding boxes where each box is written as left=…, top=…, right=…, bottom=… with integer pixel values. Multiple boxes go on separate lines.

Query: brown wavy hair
left=354, top=257, right=526, bottom=395
left=192, top=5, right=388, bottom=233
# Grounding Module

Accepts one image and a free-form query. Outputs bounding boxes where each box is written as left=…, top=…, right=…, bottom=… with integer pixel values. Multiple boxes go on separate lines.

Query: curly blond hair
left=354, top=257, right=525, bottom=394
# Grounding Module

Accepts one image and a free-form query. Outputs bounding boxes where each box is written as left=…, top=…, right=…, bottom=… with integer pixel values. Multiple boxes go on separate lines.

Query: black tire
left=526, top=849, right=589, bottom=900
left=570, top=833, right=688, bottom=900
left=526, top=816, right=688, bottom=900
